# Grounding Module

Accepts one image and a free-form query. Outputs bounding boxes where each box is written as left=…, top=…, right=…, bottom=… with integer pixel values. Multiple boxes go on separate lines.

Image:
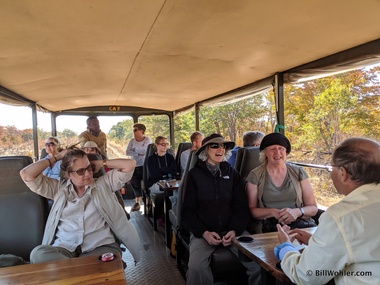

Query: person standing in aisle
left=126, top=123, right=151, bottom=211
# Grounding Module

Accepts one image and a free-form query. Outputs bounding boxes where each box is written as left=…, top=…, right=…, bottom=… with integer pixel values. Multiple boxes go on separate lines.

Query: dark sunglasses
left=209, top=143, right=226, bottom=149
left=84, top=147, right=96, bottom=152
left=133, top=128, right=140, bottom=132
left=69, top=164, right=94, bottom=176
left=45, top=142, right=56, bottom=147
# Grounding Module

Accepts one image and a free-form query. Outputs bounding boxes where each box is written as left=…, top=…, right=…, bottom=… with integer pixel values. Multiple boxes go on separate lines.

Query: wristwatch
left=299, top=207, right=305, bottom=217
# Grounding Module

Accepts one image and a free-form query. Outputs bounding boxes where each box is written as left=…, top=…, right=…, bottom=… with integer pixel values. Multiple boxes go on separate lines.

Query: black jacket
left=181, top=160, right=250, bottom=238
left=147, top=152, right=177, bottom=188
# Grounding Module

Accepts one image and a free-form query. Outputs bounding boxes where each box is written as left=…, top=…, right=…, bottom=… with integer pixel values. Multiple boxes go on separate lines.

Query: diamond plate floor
left=121, top=199, right=186, bottom=285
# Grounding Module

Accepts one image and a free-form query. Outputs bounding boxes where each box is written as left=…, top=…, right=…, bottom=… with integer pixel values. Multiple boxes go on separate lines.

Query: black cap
left=259, top=133, right=291, bottom=154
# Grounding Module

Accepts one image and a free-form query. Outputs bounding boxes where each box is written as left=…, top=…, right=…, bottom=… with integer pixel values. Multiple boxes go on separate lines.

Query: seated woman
left=19, top=147, right=140, bottom=264
left=181, top=133, right=260, bottom=284
left=40, top=137, right=61, bottom=180
left=246, top=133, right=318, bottom=233
left=146, top=136, right=177, bottom=211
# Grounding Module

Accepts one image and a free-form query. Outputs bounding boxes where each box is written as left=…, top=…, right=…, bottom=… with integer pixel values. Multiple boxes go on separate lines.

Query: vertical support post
left=274, top=73, right=285, bottom=134
left=169, top=113, right=175, bottom=147
left=31, top=103, right=39, bottom=161
left=51, top=112, right=57, bottom=137
left=195, top=103, right=200, bottom=131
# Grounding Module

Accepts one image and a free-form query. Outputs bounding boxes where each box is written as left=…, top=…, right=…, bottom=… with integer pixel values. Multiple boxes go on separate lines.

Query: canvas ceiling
left=1, top=0, right=380, bottom=113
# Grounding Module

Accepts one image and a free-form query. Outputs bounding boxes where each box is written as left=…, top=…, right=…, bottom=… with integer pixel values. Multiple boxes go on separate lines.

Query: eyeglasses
left=84, top=147, right=96, bottom=152
left=133, top=128, right=140, bottom=132
left=326, top=165, right=339, bottom=172
left=158, top=143, right=169, bottom=147
left=69, top=164, right=94, bottom=176
left=209, top=143, right=226, bottom=149
left=45, top=142, right=56, bottom=147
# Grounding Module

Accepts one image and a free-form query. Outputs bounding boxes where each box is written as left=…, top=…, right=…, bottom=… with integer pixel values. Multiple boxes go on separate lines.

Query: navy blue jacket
left=181, top=160, right=250, bottom=238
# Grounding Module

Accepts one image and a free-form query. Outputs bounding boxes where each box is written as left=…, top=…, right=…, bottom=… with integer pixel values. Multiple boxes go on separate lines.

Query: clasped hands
left=275, top=207, right=300, bottom=225
left=202, top=230, right=236, bottom=246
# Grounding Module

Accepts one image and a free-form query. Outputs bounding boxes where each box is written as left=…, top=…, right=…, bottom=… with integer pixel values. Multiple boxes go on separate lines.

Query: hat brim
left=195, top=139, right=235, bottom=155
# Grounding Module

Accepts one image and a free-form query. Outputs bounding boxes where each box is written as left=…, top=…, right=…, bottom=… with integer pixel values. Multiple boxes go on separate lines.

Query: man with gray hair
left=275, top=137, right=380, bottom=285
left=227, top=131, right=265, bottom=168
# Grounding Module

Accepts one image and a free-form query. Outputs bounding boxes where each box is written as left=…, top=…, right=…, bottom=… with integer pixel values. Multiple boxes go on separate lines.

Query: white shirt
left=281, top=183, right=380, bottom=285
left=52, top=186, right=115, bottom=252
left=126, top=137, right=151, bottom=166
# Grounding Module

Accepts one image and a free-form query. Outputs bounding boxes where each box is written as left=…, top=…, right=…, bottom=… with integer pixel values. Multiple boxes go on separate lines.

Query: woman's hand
left=221, top=230, right=236, bottom=247
left=202, top=231, right=222, bottom=245
left=277, top=208, right=299, bottom=225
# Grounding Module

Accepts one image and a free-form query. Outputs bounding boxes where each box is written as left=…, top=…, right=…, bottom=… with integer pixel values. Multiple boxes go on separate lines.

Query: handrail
left=290, top=161, right=330, bottom=171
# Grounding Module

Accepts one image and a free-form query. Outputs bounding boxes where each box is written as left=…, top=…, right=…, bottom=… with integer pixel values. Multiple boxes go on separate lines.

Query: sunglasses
left=45, top=142, right=56, bottom=147
left=209, top=143, right=226, bottom=149
left=133, top=128, right=140, bottom=132
left=69, top=164, right=95, bottom=176
left=84, top=147, right=96, bottom=152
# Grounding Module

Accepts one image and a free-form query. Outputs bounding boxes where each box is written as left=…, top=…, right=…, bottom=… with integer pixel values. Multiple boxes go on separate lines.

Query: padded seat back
left=175, top=142, right=191, bottom=178
left=142, top=143, right=155, bottom=193
left=235, top=146, right=261, bottom=180
left=169, top=150, right=198, bottom=231
left=0, top=156, right=49, bottom=262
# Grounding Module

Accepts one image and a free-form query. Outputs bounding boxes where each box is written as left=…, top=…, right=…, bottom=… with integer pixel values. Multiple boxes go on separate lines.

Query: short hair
left=155, top=136, right=167, bottom=144
left=332, top=137, right=380, bottom=185
left=60, top=148, right=87, bottom=178
left=133, top=123, right=146, bottom=133
left=243, top=131, right=265, bottom=147
left=86, top=116, right=98, bottom=126
left=190, top=131, right=203, bottom=143
left=47, top=136, right=59, bottom=145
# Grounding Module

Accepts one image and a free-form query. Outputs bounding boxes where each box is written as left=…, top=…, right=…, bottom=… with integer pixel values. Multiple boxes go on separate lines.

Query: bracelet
left=48, top=158, right=53, bottom=168
left=103, top=160, right=107, bottom=168
left=53, top=156, right=58, bottom=162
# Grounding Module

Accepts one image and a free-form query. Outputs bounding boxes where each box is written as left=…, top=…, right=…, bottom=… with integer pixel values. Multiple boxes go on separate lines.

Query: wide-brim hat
left=83, top=141, right=102, bottom=153
left=259, top=133, right=291, bottom=154
left=195, top=133, right=235, bottom=155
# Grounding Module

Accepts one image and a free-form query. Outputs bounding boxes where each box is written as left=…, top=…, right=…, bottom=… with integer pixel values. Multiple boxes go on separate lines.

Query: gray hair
left=243, top=131, right=265, bottom=147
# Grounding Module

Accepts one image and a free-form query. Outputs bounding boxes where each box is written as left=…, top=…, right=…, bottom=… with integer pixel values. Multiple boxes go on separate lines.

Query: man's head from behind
left=331, top=137, right=380, bottom=194
left=190, top=131, right=204, bottom=150
left=243, top=131, right=265, bottom=147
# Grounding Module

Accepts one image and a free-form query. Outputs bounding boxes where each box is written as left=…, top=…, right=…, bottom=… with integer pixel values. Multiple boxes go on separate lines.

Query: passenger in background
left=79, top=116, right=107, bottom=157
left=180, top=131, right=204, bottom=175
left=181, top=133, right=260, bottom=285
left=275, top=137, right=380, bottom=285
left=41, top=137, right=61, bottom=180
left=246, top=133, right=318, bottom=233
left=83, top=141, right=107, bottom=159
left=126, top=123, right=151, bottom=212
left=227, top=131, right=265, bottom=168
left=19, top=147, right=140, bottom=264
left=146, top=136, right=177, bottom=205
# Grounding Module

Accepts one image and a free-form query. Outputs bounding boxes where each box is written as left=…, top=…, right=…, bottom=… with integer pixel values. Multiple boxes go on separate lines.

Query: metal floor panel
left=122, top=199, right=186, bottom=285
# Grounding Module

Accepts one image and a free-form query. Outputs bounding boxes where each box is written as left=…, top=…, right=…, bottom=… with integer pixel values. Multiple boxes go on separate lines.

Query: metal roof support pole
left=195, top=103, right=200, bottom=131
left=169, top=113, right=174, bottom=146
left=51, top=112, right=57, bottom=137
left=31, top=103, right=39, bottom=161
left=274, top=72, right=285, bottom=135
